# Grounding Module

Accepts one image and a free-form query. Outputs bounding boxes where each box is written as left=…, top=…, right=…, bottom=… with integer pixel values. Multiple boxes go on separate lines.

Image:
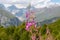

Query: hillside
left=0, top=19, right=60, bottom=40
left=35, top=6, right=60, bottom=22
left=0, top=7, right=21, bottom=26
left=47, top=19, right=60, bottom=40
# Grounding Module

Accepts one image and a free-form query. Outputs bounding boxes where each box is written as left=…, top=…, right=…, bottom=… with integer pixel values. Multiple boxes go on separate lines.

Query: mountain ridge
left=0, top=4, right=60, bottom=25
left=0, top=5, right=21, bottom=26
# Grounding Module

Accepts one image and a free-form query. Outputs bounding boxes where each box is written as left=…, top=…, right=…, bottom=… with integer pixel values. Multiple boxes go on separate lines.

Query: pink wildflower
left=31, top=34, right=36, bottom=40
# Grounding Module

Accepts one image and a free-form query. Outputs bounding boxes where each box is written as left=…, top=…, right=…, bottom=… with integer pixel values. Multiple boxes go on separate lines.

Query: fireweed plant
left=25, top=10, right=36, bottom=31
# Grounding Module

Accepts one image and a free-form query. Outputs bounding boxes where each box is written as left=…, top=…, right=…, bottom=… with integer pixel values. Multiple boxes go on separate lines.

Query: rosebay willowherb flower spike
left=25, top=5, right=36, bottom=31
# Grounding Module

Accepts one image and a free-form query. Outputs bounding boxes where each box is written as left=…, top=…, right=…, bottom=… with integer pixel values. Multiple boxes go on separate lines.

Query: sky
left=0, top=0, right=60, bottom=8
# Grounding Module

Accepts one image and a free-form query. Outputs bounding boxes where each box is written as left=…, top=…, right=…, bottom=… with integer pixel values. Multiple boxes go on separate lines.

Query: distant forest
left=0, top=19, right=60, bottom=40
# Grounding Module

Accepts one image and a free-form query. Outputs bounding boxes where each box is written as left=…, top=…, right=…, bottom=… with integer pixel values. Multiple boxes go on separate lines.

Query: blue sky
left=51, top=0, right=60, bottom=3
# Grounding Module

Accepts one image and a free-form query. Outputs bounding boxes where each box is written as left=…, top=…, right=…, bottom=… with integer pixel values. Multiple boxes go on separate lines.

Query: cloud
left=0, top=0, right=21, bottom=4
left=14, top=4, right=27, bottom=8
left=0, top=0, right=51, bottom=4
left=1, top=0, right=51, bottom=8
left=0, top=0, right=60, bottom=8
left=34, top=0, right=51, bottom=8
left=4, top=4, right=12, bottom=8
left=34, top=0, right=60, bottom=8
left=34, top=4, right=46, bottom=8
